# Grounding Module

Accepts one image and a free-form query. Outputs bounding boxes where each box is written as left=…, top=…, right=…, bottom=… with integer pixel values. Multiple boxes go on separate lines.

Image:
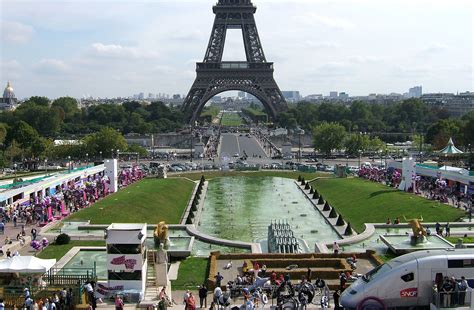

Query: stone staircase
left=139, top=250, right=173, bottom=308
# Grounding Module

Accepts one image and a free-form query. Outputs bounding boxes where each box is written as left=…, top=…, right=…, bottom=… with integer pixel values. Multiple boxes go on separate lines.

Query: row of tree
left=0, top=96, right=185, bottom=137
left=0, top=120, right=147, bottom=168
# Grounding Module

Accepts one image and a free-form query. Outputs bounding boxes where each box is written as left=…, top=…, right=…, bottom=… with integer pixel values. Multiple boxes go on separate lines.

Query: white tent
left=439, top=137, right=464, bottom=154
left=0, top=256, right=56, bottom=273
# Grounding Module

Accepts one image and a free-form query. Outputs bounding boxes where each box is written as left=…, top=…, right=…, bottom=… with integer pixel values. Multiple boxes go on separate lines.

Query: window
left=401, top=272, right=414, bottom=282
left=107, top=244, right=141, bottom=254
left=448, top=259, right=474, bottom=268
left=108, top=270, right=142, bottom=281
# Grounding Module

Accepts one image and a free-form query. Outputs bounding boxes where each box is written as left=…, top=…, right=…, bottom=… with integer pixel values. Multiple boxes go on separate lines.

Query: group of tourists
left=434, top=275, right=470, bottom=307
left=11, top=287, right=75, bottom=310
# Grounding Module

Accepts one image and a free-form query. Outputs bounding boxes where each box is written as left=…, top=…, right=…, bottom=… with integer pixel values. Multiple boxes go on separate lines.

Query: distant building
left=408, top=86, right=422, bottom=98
left=282, top=91, right=302, bottom=102
left=0, top=81, right=19, bottom=111
left=172, top=94, right=181, bottom=100
left=238, top=91, right=247, bottom=98
left=422, top=92, right=474, bottom=117
left=329, top=91, right=338, bottom=98
left=339, top=92, right=349, bottom=100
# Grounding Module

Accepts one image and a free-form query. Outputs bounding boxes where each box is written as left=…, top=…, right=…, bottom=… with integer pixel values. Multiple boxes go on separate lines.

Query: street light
left=44, top=158, right=48, bottom=176
left=116, top=149, right=120, bottom=161
left=100, top=151, right=102, bottom=161
left=86, top=153, right=89, bottom=166
left=67, top=156, right=71, bottom=173
left=13, top=163, right=17, bottom=180
left=358, top=150, right=362, bottom=168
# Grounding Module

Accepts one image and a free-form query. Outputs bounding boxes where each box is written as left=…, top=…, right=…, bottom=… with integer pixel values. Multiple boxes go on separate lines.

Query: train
left=340, top=249, right=474, bottom=309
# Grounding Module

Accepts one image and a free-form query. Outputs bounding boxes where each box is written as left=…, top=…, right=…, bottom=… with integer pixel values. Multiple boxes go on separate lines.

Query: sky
left=0, top=0, right=473, bottom=99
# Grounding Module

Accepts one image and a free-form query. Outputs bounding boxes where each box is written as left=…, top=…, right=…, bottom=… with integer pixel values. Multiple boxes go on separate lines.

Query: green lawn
left=446, top=236, right=474, bottom=244
left=171, top=257, right=209, bottom=290
left=221, top=112, right=244, bottom=126
left=310, top=178, right=464, bottom=233
left=67, top=178, right=195, bottom=224
left=174, top=170, right=329, bottom=181
left=37, top=240, right=105, bottom=260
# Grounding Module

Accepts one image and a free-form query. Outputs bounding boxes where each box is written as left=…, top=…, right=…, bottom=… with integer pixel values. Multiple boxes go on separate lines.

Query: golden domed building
left=0, top=81, right=19, bottom=110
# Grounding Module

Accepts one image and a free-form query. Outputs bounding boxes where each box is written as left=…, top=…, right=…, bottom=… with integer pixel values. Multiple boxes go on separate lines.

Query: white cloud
left=1, top=21, right=34, bottom=44
left=294, top=13, right=355, bottom=30
left=90, top=43, right=159, bottom=59
left=0, top=60, right=23, bottom=80
left=348, top=56, right=385, bottom=64
left=34, top=59, right=69, bottom=74
left=421, top=42, right=449, bottom=54
left=303, top=40, right=340, bottom=49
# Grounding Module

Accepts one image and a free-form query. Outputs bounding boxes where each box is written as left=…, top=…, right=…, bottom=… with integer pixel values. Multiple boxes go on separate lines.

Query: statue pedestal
left=155, top=263, right=168, bottom=286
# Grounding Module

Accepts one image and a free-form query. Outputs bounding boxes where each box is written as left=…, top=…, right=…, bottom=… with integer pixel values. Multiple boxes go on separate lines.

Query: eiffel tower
left=182, top=0, right=287, bottom=124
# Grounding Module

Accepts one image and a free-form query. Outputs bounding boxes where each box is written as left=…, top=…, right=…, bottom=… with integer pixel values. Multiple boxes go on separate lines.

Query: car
left=233, top=153, right=240, bottom=157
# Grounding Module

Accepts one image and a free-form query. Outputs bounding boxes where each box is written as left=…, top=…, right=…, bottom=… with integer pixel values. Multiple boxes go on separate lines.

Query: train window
left=401, top=272, right=414, bottom=282
left=448, top=259, right=474, bottom=268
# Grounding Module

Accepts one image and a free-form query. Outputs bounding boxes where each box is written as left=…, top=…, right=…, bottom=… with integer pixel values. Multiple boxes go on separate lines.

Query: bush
left=344, top=223, right=353, bottom=236
left=55, top=233, right=71, bottom=245
left=323, top=202, right=331, bottom=211
left=336, top=214, right=345, bottom=226
left=318, top=196, right=324, bottom=205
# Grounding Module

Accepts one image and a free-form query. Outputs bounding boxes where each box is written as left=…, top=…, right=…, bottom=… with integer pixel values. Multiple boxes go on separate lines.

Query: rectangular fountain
left=380, top=234, right=454, bottom=254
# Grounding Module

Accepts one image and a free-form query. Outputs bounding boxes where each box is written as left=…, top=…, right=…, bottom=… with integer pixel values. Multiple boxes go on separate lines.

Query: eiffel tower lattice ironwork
left=182, top=0, right=287, bottom=123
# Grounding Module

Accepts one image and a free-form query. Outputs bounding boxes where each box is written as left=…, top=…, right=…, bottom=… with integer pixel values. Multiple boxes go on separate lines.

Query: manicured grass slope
left=67, top=178, right=194, bottom=224
left=221, top=113, right=244, bottom=126
left=171, top=257, right=209, bottom=290
left=37, top=240, right=105, bottom=260
left=311, top=178, right=464, bottom=233
left=175, top=170, right=328, bottom=181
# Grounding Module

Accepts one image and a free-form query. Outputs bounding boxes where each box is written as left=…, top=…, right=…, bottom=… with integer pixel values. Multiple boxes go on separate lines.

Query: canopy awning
left=439, top=137, right=464, bottom=154
left=0, top=256, right=56, bottom=273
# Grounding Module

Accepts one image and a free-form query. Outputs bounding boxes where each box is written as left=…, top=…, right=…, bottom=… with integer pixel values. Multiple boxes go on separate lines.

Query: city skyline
left=1, top=0, right=472, bottom=99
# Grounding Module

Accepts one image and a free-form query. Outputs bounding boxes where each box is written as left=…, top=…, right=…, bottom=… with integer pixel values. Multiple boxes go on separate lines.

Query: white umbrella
left=0, top=256, right=56, bottom=273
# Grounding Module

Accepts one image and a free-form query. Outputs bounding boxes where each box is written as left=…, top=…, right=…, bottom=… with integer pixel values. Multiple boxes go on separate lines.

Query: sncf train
left=340, top=249, right=474, bottom=309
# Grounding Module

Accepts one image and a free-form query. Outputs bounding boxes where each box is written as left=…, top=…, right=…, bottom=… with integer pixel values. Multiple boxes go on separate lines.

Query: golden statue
left=404, top=216, right=427, bottom=239
left=154, top=221, right=170, bottom=249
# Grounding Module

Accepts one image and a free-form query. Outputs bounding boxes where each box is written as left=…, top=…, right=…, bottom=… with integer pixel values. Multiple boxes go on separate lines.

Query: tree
left=83, top=127, right=128, bottom=158
left=0, top=123, right=8, bottom=145
left=426, top=119, right=463, bottom=150
left=368, top=136, right=386, bottom=153
left=23, top=96, right=50, bottom=107
left=312, top=122, right=346, bottom=156
left=344, top=133, right=370, bottom=156
left=127, top=144, right=149, bottom=157
left=52, top=97, right=80, bottom=122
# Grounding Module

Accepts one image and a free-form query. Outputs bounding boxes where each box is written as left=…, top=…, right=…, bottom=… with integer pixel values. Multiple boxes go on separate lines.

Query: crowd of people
left=434, top=275, right=470, bottom=307
left=6, top=287, right=76, bottom=310
left=358, top=165, right=473, bottom=216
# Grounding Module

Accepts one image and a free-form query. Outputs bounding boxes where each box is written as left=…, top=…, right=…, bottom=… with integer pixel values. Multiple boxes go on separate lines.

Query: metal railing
left=196, top=62, right=273, bottom=70
left=431, top=287, right=472, bottom=308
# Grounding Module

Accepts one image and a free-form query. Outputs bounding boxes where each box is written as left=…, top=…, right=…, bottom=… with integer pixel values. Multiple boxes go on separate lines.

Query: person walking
left=31, top=228, right=37, bottom=241
left=445, top=222, right=451, bottom=237
left=214, top=272, right=223, bottom=288
left=333, top=242, right=340, bottom=255
left=199, top=284, right=208, bottom=308
left=187, top=292, right=196, bottom=310
left=333, top=290, right=341, bottom=310
left=114, top=296, right=124, bottom=310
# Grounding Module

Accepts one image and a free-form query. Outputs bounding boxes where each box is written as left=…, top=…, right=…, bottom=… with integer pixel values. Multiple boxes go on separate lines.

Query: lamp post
left=116, top=149, right=120, bottom=162
left=86, top=153, right=89, bottom=166
left=13, top=163, right=17, bottom=180
left=379, top=150, right=383, bottom=167
left=100, top=151, right=102, bottom=161
left=358, top=149, right=362, bottom=168
left=44, top=158, right=48, bottom=176
left=67, top=156, right=71, bottom=173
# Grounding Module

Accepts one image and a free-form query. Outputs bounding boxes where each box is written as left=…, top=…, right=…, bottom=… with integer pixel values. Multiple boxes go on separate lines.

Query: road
left=219, top=133, right=267, bottom=163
